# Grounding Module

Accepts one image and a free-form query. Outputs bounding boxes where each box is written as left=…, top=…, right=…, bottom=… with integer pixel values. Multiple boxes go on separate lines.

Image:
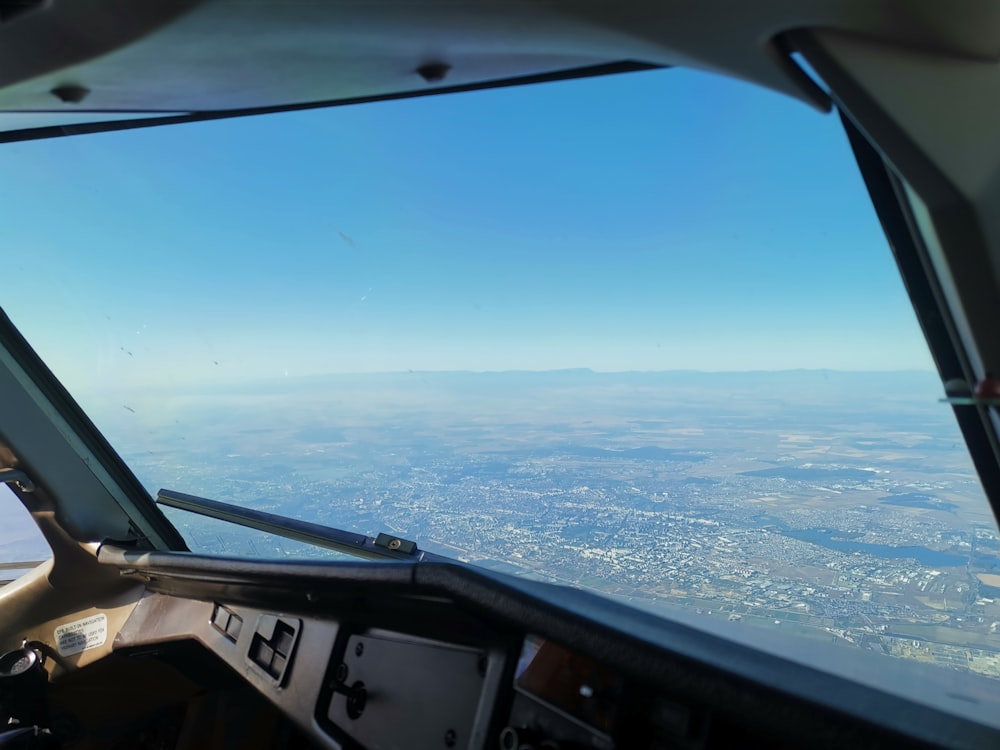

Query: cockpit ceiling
left=0, top=0, right=998, bottom=137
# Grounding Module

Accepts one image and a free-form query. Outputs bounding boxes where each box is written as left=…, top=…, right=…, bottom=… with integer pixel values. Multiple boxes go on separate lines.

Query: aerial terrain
left=6, top=369, right=999, bottom=691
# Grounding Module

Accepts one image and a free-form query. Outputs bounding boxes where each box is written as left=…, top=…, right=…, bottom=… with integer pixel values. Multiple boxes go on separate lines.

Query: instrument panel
left=507, top=636, right=622, bottom=749
left=97, top=550, right=1000, bottom=750
left=516, top=636, right=622, bottom=734
left=116, top=591, right=632, bottom=750
left=318, top=628, right=498, bottom=750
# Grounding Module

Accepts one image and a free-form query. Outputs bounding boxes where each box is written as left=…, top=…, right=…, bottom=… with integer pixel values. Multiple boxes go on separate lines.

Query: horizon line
left=288, top=366, right=939, bottom=376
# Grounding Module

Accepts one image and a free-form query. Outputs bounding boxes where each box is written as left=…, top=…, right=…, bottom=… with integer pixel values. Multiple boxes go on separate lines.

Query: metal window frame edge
left=786, top=29, right=1000, bottom=522
left=837, top=117, right=1000, bottom=517
left=0, top=306, right=187, bottom=550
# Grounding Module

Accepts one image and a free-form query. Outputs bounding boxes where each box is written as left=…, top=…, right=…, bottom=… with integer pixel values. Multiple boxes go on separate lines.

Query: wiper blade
left=156, top=489, right=449, bottom=563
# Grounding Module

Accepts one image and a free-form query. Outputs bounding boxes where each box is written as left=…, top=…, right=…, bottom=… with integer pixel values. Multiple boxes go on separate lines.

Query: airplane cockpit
left=2, top=1, right=1000, bottom=748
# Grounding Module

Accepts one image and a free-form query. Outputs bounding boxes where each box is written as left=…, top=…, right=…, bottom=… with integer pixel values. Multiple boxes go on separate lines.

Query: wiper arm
left=156, top=489, right=450, bottom=563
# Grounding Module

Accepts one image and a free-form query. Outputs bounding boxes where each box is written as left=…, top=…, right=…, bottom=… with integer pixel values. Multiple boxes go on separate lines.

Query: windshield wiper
left=156, top=489, right=450, bottom=563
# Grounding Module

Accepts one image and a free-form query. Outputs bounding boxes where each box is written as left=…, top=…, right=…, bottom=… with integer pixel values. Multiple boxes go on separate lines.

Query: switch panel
left=211, top=603, right=244, bottom=644
left=247, top=615, right=300, bottom=686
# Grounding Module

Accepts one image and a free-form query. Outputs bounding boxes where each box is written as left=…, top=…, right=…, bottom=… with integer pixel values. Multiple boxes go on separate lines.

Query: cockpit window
left=0, top=485, right=50, bottom=584
left=2, top=67, right=999, bottom=705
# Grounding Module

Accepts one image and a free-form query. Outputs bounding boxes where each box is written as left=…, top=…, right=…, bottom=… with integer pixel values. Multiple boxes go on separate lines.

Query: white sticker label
left=54, top=613, right=108, bottom=657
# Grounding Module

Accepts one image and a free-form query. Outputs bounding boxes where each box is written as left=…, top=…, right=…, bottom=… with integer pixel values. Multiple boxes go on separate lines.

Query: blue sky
left=0, top=67, right=931, bottom=395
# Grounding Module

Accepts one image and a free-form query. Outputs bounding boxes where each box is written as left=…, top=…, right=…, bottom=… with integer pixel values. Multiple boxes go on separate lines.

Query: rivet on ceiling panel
left=415, top=62, right=451, bottom=84
left=50, top=84, right=90, bottom=104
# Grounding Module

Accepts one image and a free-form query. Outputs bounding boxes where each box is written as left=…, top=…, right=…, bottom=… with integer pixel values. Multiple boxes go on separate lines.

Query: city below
left=92, top=370, right=1000, bottom=686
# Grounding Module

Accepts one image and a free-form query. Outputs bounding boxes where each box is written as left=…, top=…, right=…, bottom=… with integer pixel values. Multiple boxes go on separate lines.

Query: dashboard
left=10, top=546, right=1000, bottom=749
left=115, top=591, right=639, bottom=749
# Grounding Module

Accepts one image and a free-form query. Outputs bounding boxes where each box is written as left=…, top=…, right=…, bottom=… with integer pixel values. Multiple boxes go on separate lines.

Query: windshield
left=3, top=67, right=999, bottom=715
left=0, top=485, right=50, bottom=580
